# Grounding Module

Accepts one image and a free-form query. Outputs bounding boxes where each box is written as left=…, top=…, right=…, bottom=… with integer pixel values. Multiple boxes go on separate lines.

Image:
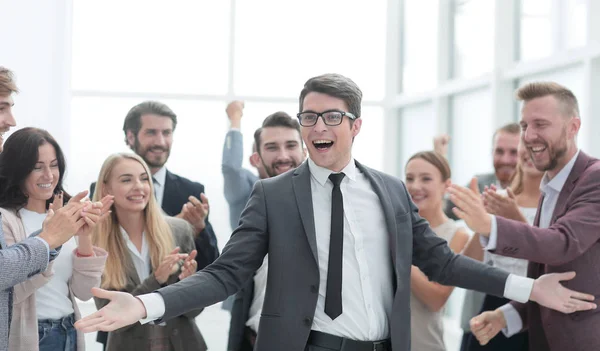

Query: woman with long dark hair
left=0, top=127, right=109, bottom=351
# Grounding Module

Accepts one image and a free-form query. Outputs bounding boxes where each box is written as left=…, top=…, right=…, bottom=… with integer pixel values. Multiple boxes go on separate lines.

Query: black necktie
left=325, top=172, right=345, bottom=320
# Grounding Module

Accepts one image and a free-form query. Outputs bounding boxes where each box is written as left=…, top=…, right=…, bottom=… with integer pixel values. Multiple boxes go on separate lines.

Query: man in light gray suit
left=76, top=74, right=595, bottom=351
left=0, top=66, right=108, bottom=351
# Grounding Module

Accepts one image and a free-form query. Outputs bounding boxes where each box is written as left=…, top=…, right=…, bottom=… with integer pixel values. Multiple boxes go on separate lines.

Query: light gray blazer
left=156, top=161, right=510, bottom=351
left=0, top=215, right=50, bottom=351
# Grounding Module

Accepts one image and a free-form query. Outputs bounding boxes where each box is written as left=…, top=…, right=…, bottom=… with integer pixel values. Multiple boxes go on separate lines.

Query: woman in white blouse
left=0, top=127, right=110, bottom=351
left=92, top=153, right=206, bottom=351
left=461, top=141, right=543, bottom=351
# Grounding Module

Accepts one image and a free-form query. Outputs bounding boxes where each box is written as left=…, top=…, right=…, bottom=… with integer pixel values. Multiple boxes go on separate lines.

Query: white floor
left=79, top=299, right=463, bottom=351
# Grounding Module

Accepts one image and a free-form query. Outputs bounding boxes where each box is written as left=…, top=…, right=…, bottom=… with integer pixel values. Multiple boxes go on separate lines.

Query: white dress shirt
left=308, top=158, right=393, bottom=341
left=486, top=150, right=581, bottom=336
left=120, top=226, right=151, bottom=283
left=152, top=166, right=167, bottom=208
left=245, top=256, right=268, bottom=332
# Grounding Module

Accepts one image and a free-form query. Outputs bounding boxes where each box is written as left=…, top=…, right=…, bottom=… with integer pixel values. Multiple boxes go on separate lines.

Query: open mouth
left=313, top=140, right=334, bottom=151
left=274, top=162, right=294, bottom=173
left=37, top=183, right=53, bottom=189
left=411, top=194, right=427, bottom=202
left=529, top=145, right=547, bottom=154
left=127, top=195, right=145, bottom=202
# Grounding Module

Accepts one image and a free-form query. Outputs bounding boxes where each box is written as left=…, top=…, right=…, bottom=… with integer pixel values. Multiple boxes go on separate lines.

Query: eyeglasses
left=296, top=110, right=357, bottom=127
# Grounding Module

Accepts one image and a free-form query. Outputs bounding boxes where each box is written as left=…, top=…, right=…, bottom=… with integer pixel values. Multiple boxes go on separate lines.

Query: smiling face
left=492, top=131, right=520, bottom=186
left=405, top=157, right=450, bottom=214
left=257, top=126, right=305, bottom=177
left=105, top=158, right=151, bottom=214
left=518, top=141, right=543, bottom=178
left=520, top=95, right=580, bottom=176
left=23, top=143, right=60, bottom=206
left=300, top=92, right=362, bottom=172
left=127, top=114, right=173, bottom=171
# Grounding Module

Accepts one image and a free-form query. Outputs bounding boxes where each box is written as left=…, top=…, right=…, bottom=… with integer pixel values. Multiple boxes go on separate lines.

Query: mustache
left=147, top=146, right=169, bottom=152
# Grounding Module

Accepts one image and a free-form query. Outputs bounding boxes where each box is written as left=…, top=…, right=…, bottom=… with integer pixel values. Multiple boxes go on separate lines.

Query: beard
left=262, top=159, right=299, bottom=178
left=134, top=138, right=170, bottom=168
left=529, top=127, right=568, bottom=172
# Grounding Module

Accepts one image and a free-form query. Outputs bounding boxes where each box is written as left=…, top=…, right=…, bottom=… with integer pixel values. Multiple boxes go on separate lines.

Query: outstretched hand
left=531, top=271, right=597, bottom=313
left=74, top=288, right=147, bottom=333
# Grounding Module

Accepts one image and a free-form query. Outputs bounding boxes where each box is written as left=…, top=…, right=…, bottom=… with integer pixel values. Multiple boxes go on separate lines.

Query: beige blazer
left=1, top=207, right=108, bottom=351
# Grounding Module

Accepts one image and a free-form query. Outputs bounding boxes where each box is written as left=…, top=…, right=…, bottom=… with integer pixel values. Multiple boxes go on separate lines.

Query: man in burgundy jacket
left=449, top=81, right=600, bottom=351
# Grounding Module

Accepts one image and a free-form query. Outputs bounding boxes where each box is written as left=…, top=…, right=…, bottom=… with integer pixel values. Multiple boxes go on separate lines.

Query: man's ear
left=250, top=152, right=261, bottom=167
left=126, top=130, right=136, bottom=148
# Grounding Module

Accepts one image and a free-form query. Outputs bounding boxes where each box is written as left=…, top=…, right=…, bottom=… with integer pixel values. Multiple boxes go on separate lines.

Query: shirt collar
left=307, top=157, right=357, bottom=187
left=153, top=166, right=167, bottom=187
left=540, top=149, right=580, bottom=193
left=119, top=226, right=148, bottom=257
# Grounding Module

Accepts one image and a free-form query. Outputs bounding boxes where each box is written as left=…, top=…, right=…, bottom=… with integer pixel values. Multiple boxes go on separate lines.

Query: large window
left=399, top=103, right=437, bottom=175
left=233, top=0, right=387, bottom=100
left=452, top=0, right=495, bottom=78
left=520, top=0, right=588, bottom=61
left=450, top=89, right=493, bottom=186
left=402, top=0, right=439, bottom=93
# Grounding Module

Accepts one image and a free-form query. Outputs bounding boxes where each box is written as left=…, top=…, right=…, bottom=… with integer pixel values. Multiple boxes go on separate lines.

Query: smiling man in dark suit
left=77, top=74, right=595, bottom=351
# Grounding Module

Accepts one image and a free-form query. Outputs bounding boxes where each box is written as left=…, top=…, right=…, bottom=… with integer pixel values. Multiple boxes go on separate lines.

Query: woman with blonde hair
left=461, top=141, right=543, bottom=351
left=92, top=153, right=206, bottom=351
left=405, top=151, right=470, bottom=351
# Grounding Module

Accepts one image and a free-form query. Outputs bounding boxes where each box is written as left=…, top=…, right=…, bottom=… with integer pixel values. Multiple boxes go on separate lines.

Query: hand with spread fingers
left=530, top=271, right=597, bottom=314
left=448, top=177, right=492, bottom=236
left=483, top=185, right=527, bottom=223
left=178, top=250, right=198, bottom=281
left=74, top=288, right=147, bottom=333
left=177, top=193, right=210, bottom=233
left=470, top=309, right=506, bottom=346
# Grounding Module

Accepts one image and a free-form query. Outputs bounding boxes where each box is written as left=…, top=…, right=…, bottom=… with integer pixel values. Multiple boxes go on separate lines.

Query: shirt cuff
left=229, top=128, right=241, bottom=132
left=137, top=293, right=166, bottom=325
left=33, top=237, right=50, bottom=262
left=503, top=274, right=534, bottom=303
left=499, top=303, right=523, bottom=337
left=479, top=214, right=497, bottom=251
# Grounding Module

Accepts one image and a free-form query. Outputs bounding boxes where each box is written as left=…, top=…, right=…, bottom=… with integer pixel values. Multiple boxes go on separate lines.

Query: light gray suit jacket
left=0, top=215, right=50, bottom=351
left=156, top=161, right=511, bottom=351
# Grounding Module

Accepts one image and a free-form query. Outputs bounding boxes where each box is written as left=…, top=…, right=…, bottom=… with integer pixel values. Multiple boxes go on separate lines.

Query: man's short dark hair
left=254, top=111, right=302, bottom=153
left=122, top=101, right=177, bottom=145
left=299, top=73, right=362, bottom=118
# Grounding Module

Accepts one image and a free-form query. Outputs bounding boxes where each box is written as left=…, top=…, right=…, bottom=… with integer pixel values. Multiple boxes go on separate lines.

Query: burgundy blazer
left=493, top=151, right=600, bottom=351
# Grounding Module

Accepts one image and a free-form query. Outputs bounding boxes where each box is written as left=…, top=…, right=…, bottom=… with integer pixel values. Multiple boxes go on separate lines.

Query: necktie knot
left=328, top=172, right=345, bottom=187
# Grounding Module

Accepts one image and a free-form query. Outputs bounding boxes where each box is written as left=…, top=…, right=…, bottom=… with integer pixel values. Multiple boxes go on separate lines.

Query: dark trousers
left=460, top=295, right=529, bottom=351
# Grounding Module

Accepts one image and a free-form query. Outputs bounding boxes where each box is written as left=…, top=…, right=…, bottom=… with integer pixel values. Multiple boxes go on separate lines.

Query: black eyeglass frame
left=296, top=109, right=358, bottom=127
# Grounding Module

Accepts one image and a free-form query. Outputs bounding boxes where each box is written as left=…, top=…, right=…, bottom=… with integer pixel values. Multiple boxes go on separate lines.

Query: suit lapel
left=550, top=152, right=589, bottom=224
left=292, top=162, right=319, bottom=264
left=356, top=161, right=398, bottom=268
left=533, top=194, right=544, bottom=227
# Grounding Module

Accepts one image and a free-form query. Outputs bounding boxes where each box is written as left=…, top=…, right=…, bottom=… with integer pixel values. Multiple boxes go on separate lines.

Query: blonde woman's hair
left=92, top=153, right=174, bottom=290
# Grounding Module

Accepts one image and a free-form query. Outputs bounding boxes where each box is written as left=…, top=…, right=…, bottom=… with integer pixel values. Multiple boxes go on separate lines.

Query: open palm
left=74, top=288, right=146, bottom=332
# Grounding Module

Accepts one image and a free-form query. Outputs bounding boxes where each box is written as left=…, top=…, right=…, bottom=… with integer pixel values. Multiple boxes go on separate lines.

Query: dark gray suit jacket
left=156, top=161, right=510, bottom=351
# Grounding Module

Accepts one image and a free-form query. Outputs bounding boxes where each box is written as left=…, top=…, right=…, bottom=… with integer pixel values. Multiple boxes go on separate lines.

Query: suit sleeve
left=156, top=181, right=269, bottom=322
left=0, top=238, right=50, bottom=291
left=494, top=169, right=600, bottom=265
left=406, top=180, right=510, bottom=297
left=194, top=183, right=220, bottom=270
